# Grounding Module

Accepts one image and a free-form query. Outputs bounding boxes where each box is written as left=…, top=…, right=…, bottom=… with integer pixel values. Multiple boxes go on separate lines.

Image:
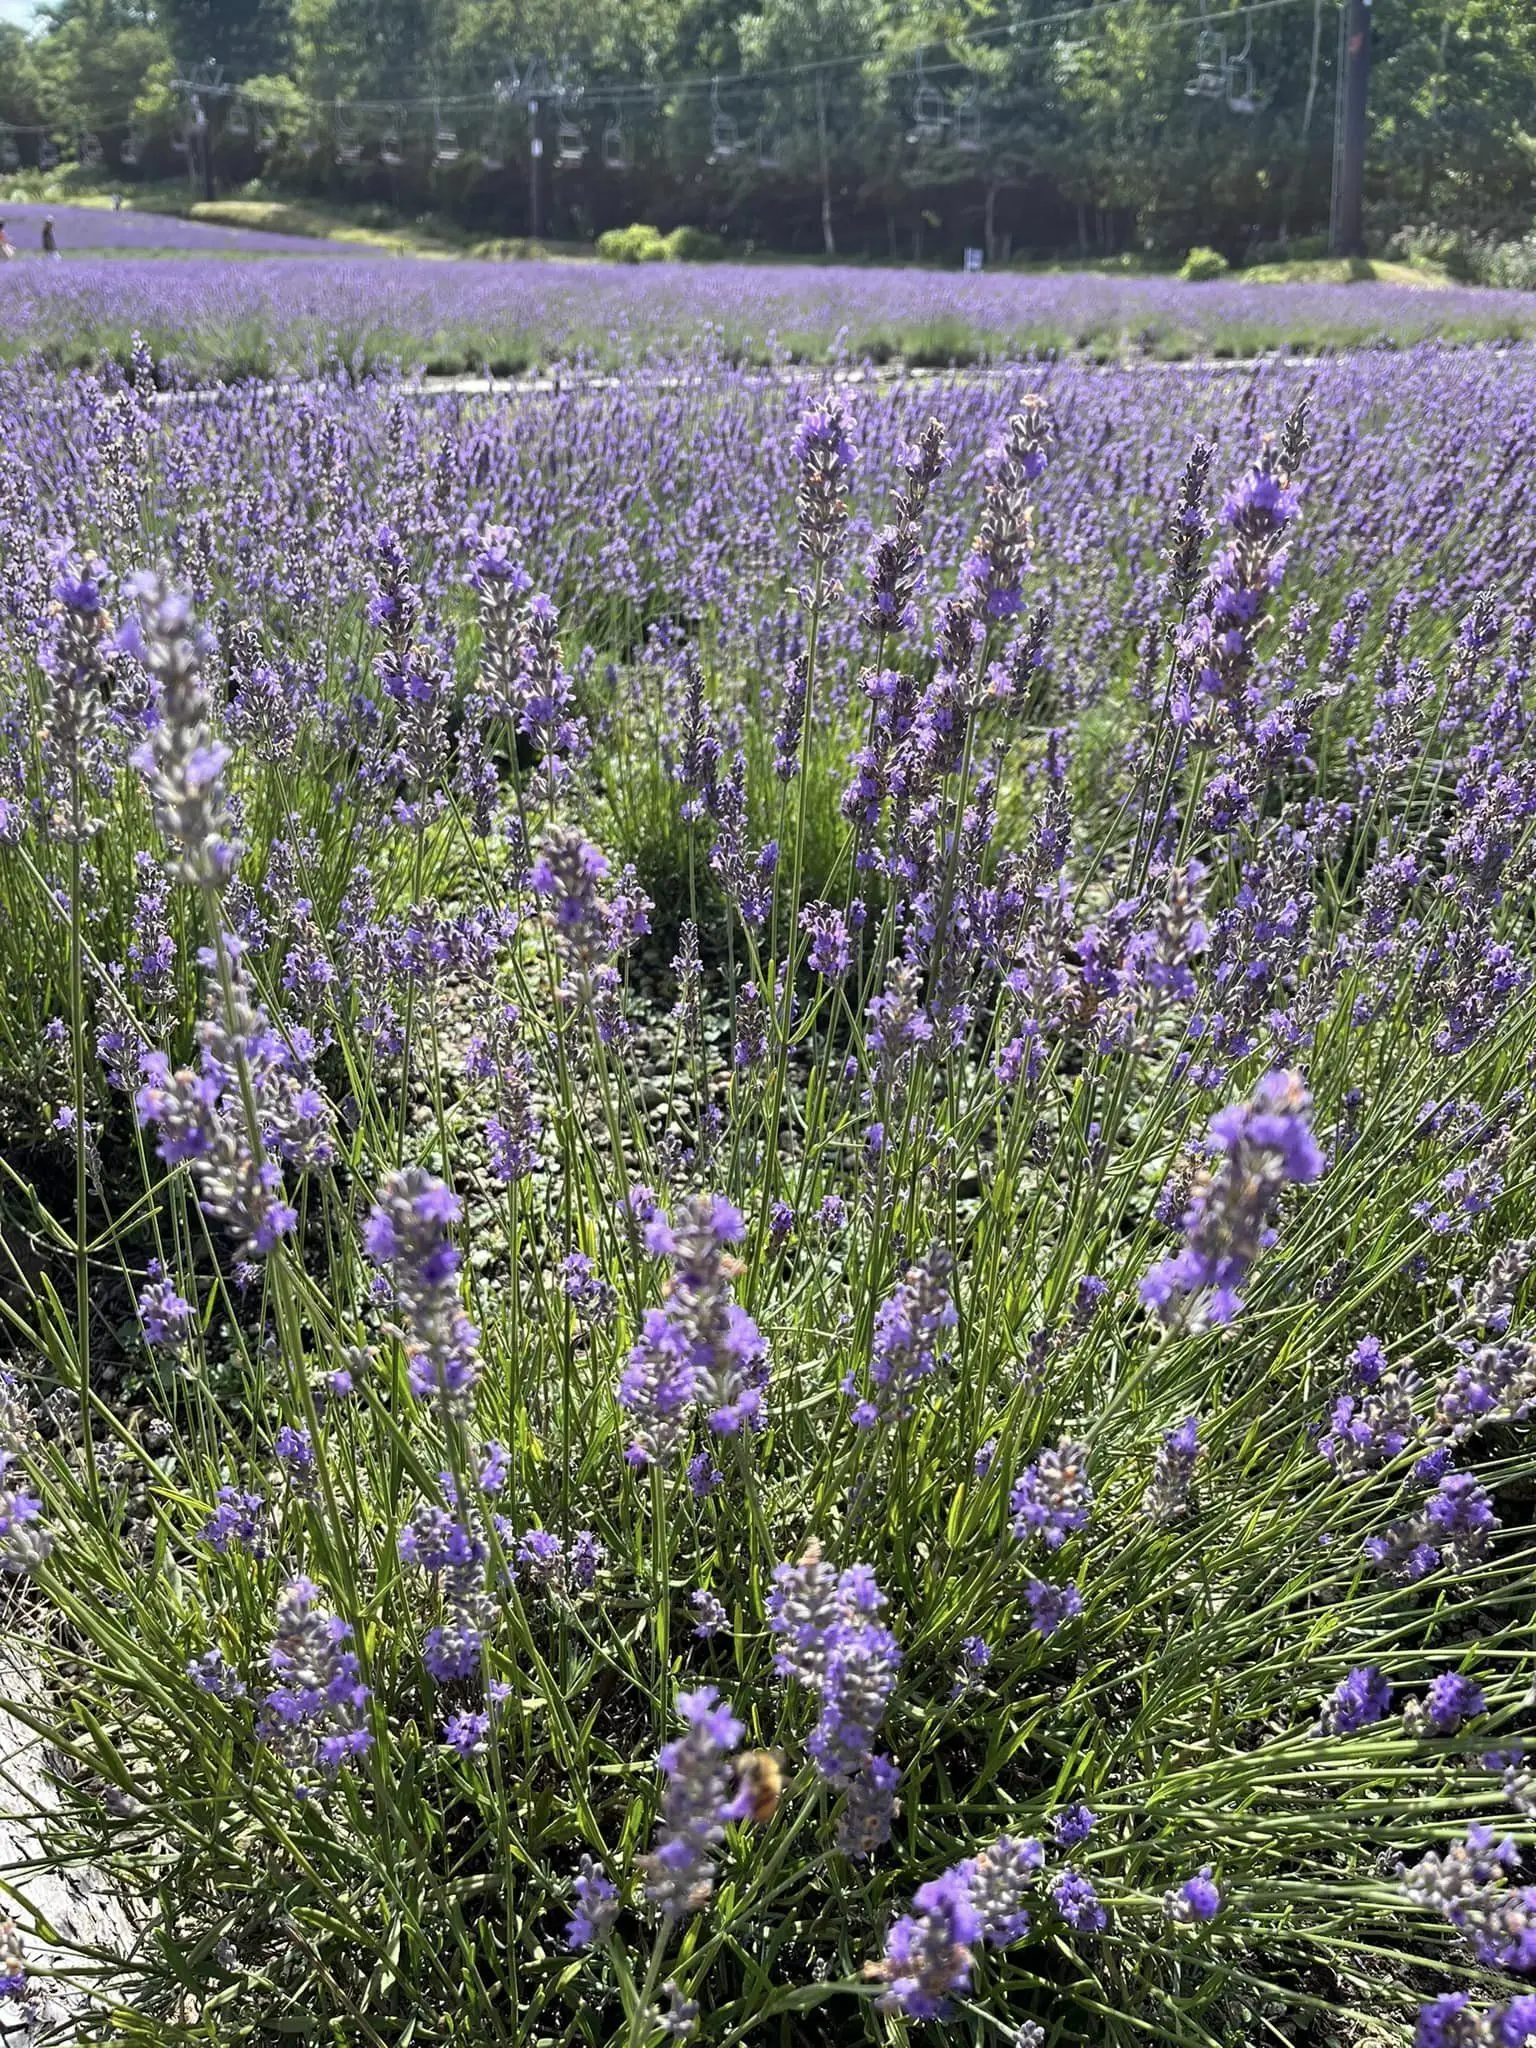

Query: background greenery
left=4, top=0, right=1536, bottom=263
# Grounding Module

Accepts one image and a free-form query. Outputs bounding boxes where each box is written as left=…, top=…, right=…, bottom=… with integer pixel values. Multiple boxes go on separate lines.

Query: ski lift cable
left=34, top=0, right=1321, bottom=139
left=159, top=0, right=1320, bottom=129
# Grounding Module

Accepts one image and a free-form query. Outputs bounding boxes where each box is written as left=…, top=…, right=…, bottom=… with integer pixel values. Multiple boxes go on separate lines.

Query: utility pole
left=814, top=68, right=835, bottom=257
left=528, top=96, right=542, bottom=242
left=1329, top=0, right=1371, bottom=258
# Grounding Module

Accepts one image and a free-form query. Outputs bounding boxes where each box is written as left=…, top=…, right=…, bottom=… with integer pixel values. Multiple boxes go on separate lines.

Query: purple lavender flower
left=400, top=1500, right=494, bottom=1680
left=363, top=1170, right=481, bottom=1412
left=1320, top=1372, right=1420, bottom=1477
left=691, top=1589, right=728, bottom=1640
left=442, top=1710, right=492, bottom=1759
left=1406, top=1673, right=1487, bottom=1737
left=1415, top=1995, right=1478, bottom=2048
left=793, top=396, right=856, bottom=567
left=800, top=901, right=852, bottom=979
left=199, top=1484, right=265, bottom=1556
left=257, top=1577, right=372, bottom=1789
left=514, top=1527, right=565, bottom=1585
left=1053, top=1802, right=1096, bottom=1847
left=618, top=1195, right=769, bottom=1466
left=136, top=1265, right=193, bottom=1349
left=1367, top=1468, right=1501, bottom=1584
left=135, top=968, right=323, bottom=1261
left=1052, top=1867, right=1107, bottom=1932
left=1164, top=1868, right=1221, bottom=1922
left=733, top=981, right=770, bottom=1069
left=0, top=1454, right=50, bottom=1576
left=1141, top=1071, right=1323, bottom=1326
left=837, top=1752, right=901, bottom=1860
left=1010, top=1439, right=1092, bottom=1549
left=871, top=1866, right=979, bottom=2020
left=1352, top=1335, right=1389, bottom=1385
left=962, top=1835, right=1043, bottom=1946
left=1025, top=1578, right=1082, bottom=1639
left=1142, top=1415, right=1200, bottom=1521
left=769, top=1545, right=902, bottom=1787
left=122, top=574, right=238, bottom=887
left=773, top=654, right=808, bottom=781
left=638, top=1686, right=752, bottom=1919
left=1316, top=1665, right=1392, bottom=1735
left=186, top=1648, right=246, bottom=1701
left=961, top=398, right=1053, bottom=621
left=848, top=1245, right=957, bottom=1429
left=566, top=1853, right=620, bottom=1948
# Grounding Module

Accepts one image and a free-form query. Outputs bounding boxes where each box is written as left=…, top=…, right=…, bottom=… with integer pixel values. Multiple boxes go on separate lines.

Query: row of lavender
left=0, top=342, right=1532, bottom=2047
left=5, top=255, right=1536, bottom=376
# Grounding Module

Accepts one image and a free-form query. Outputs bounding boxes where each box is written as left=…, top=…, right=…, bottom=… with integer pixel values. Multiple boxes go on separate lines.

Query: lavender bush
left=0, top=339, right=1532, bottom=2048
left=3, top=255, right=1536, bottom=380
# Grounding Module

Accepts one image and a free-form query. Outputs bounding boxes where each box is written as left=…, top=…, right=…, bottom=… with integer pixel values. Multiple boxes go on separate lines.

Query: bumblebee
left=735, top=1749, right=785, bottom=1824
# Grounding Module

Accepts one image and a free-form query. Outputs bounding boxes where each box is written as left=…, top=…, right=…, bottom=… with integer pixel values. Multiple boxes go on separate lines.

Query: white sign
left=963, top=247, right=984, bottom=273
left=530, top=137, right=543, bottom=158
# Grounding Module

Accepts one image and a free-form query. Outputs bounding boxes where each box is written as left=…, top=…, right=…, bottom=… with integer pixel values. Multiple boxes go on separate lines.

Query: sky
left=0, top=0, right=42, bottom=25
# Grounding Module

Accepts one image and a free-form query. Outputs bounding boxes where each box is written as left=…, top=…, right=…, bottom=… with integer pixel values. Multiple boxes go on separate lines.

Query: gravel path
left=1, top=1643, right=140, bottom=2046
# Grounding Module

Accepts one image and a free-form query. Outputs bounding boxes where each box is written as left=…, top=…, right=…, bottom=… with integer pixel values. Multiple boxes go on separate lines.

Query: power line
left=178, top=0, right=1325, bottom=118
left=0, top=0, right=1327, bottom=154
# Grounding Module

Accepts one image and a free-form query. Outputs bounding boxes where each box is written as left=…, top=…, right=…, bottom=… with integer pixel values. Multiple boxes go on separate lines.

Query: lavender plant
left=0, top=343, right=1531, bottom=2048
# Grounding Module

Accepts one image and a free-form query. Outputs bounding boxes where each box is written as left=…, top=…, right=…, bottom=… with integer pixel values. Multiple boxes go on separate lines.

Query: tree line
left=3, top=0, right=1534, bottom=260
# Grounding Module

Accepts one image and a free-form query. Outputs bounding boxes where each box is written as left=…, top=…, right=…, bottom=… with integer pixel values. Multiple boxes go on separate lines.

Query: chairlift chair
left=227, top=98, right=251, bottom=140
left=1224, top=12, right=1259, bottom=113
left=907, top=52, right=945, bottom=146
left=379, top=115, right=405, bottom=168
left=556, top=98, right=587, bottom=166
left=38, top=138, right=59, bottom=171
left=0, top=130, right=17, bottom=173
left=708, top=78, right=738, bottom=163
left=117, top=126, right=142, bottom=167
left=756, top=118, right=781, bottom=171
left=951, top=80, right=982, bottom=152
left=334, top=107, right=362, bottom=166
left=1184, top=32, right=1227, bottom=97
left=1184, top=2, right=1228, bottom=98
left=434, top=119, right=461, bottom=168
left=79, top=129, right=104, bottom=169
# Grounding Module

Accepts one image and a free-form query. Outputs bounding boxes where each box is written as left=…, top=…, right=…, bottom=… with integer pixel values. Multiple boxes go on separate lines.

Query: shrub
left=661, top=224, right=725, bottom=262
left=1179, top=244, right=1230, bottom=281
left=596, top=222, right=668, bottom=263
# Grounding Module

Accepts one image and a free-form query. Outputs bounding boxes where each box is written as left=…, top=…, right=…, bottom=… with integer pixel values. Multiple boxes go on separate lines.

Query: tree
left=32, top=0, right=174, bottom=154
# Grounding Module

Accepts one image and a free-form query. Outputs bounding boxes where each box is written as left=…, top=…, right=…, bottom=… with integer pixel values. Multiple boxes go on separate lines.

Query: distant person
left=0, top=222, right=12, bottom=261
left=111, top=190, right=124, bottom=213
left=42, top=217, right=58, bottom=257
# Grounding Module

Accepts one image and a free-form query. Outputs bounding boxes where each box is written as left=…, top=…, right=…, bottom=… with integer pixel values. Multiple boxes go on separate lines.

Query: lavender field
left=3, top=247, right=1536, bottom=378
left=0, top=331, right=1533, bottom=2048
left=0, top=201, right=331, bottom=256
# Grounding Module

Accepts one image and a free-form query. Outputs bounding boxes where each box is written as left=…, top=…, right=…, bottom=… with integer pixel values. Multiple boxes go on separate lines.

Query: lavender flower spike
left=847, top=1245, right=957, bottom=1429
left=868, top=1866, right=980, bottom=2021
left=1142, top=1070, right=1323, bottom=1327
left=364, top=1169, right=482, bottom=1412
left=0, top=1453, right=52, bottom=1576
left=565, top=1854, right=621, bottom=1949
left=638, top=1686, right=753, bottom=1919
left=123, top=573, right=238, bottom=888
